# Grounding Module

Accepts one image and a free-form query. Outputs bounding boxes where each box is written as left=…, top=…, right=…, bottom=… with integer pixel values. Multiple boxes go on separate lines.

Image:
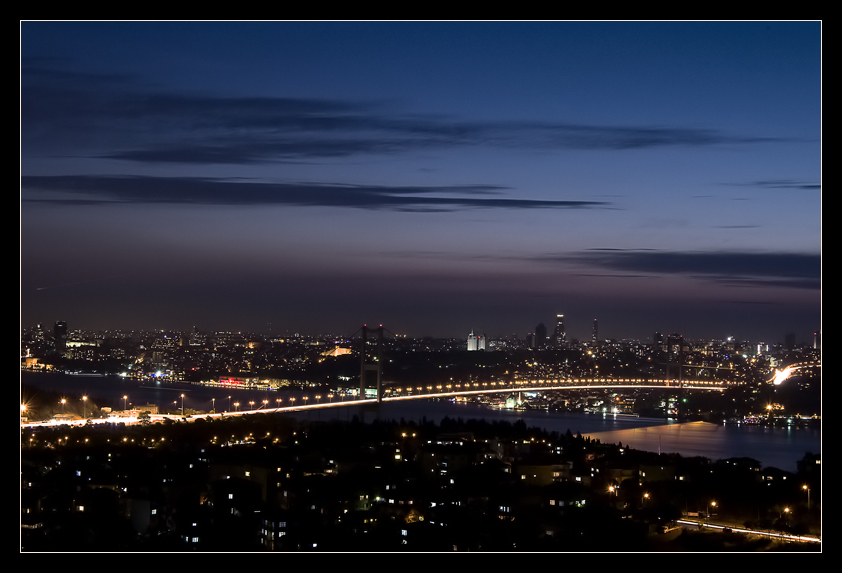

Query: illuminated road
left=167, top=377, right=729, bottom=423
left=676, top=519, right=820, bottom=545
left=769, top=360, right=820, bottom=385
left=19, top=377, right=735, bottom=428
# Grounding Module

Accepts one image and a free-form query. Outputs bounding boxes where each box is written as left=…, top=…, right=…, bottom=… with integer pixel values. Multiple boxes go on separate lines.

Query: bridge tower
left=359, top=325, right=384, bottom=403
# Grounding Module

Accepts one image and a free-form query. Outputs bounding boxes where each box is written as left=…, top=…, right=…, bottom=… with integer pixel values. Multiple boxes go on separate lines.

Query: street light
left=803, top=485, right=811, bottom=510
left=123, top=395, right=128, bottom=410
left=180, top=394, right=185, bottom=416
left=82, top=396, right=88, bottom=418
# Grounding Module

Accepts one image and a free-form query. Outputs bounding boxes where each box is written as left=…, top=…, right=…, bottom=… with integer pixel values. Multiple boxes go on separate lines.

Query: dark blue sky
left=20, top=21, right=821, bottom=343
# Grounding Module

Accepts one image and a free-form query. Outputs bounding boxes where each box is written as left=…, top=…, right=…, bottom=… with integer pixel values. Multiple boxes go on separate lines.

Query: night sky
left=20, top=21, right=821, bottom=343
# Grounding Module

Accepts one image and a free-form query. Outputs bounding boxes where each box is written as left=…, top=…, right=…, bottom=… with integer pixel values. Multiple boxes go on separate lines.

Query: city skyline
left=20, top=21, right=821, bottom=344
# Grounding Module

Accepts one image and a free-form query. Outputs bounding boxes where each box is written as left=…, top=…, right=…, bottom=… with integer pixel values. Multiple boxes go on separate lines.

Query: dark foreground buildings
left=21, top=413, right=820, bottom=552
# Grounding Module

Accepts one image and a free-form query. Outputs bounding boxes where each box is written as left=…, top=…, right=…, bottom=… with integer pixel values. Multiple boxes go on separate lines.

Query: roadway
left=676, top=518, right=821, bottom=545
left=21, top=378, right=731, bottom=428
left=190, top=378, right=729, bottom=420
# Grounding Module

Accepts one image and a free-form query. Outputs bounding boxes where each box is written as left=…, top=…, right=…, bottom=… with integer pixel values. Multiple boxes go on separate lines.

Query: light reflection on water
left=371, top=400, right=819, bottom=472
left=583, top=420, right=820, bottom=472
left=21, top=372, right=819, bottom=472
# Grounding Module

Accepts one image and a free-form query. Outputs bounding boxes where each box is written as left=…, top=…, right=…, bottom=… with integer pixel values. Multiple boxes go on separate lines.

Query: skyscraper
left=592, top=319, right=598, bottom=344
left=667, top=333, right=683, bottom=355
left=535, top=323, right=547, bottom=348
left=467, top=331, right=485, bottom=351
left=552, top=314, right=566, bottom=348
left=54, top=321, right=67, bottom=356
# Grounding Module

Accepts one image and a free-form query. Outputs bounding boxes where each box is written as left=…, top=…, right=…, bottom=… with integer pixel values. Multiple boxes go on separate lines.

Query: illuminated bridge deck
left=185, top=377, right=731, bottom=420
left=19, top=377, right=735, bottom=427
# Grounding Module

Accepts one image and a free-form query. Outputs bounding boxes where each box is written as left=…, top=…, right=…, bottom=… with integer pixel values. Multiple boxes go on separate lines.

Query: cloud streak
left=725, top=180, right=822, bottom=191
left=549, top=249, right=821, bottom=290
left=376, top=247, right=821, bottom=292
left=21, top=60, right=794, bottom=166
left=21, top=175, right=609, bottom=212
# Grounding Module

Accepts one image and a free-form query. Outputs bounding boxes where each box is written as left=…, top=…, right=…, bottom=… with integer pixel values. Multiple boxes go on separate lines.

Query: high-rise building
left=467, top=331, right=485, bottom=351
left=667, top=333, right=683, bottom=355
left=592, top=319, right=598, bottom=344
left=535, top=323, right=547, bottom=348
left=54, top=321, right=67, bottom=355
left=552, top=314, right=566, bottom=348
left=654, top=332, right=664, bottom=351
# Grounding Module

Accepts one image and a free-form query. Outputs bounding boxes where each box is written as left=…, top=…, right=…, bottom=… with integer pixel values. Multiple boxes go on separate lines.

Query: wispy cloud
left=536, top=248, right=821, bottom=290
left=21, top=60, right=795, bottom=167
left=21, top=175, right=609, bottom=212
left=375, top=247, right=821, bottom=291
left=723, top=179, right=821, bottom=191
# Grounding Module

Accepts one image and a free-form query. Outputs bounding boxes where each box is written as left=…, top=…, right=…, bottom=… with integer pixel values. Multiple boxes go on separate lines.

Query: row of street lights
left=46, top=396, right=91, bottom=418
left=226, top=394, right=335, bottom=413
left=34, top=389, right=353, bottom=420
left=182, top=393, right=341, bottom=415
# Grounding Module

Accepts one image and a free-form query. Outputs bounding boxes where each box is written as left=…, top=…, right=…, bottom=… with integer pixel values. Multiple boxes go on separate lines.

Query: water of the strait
left=21, top=371, right=820, bottom=472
